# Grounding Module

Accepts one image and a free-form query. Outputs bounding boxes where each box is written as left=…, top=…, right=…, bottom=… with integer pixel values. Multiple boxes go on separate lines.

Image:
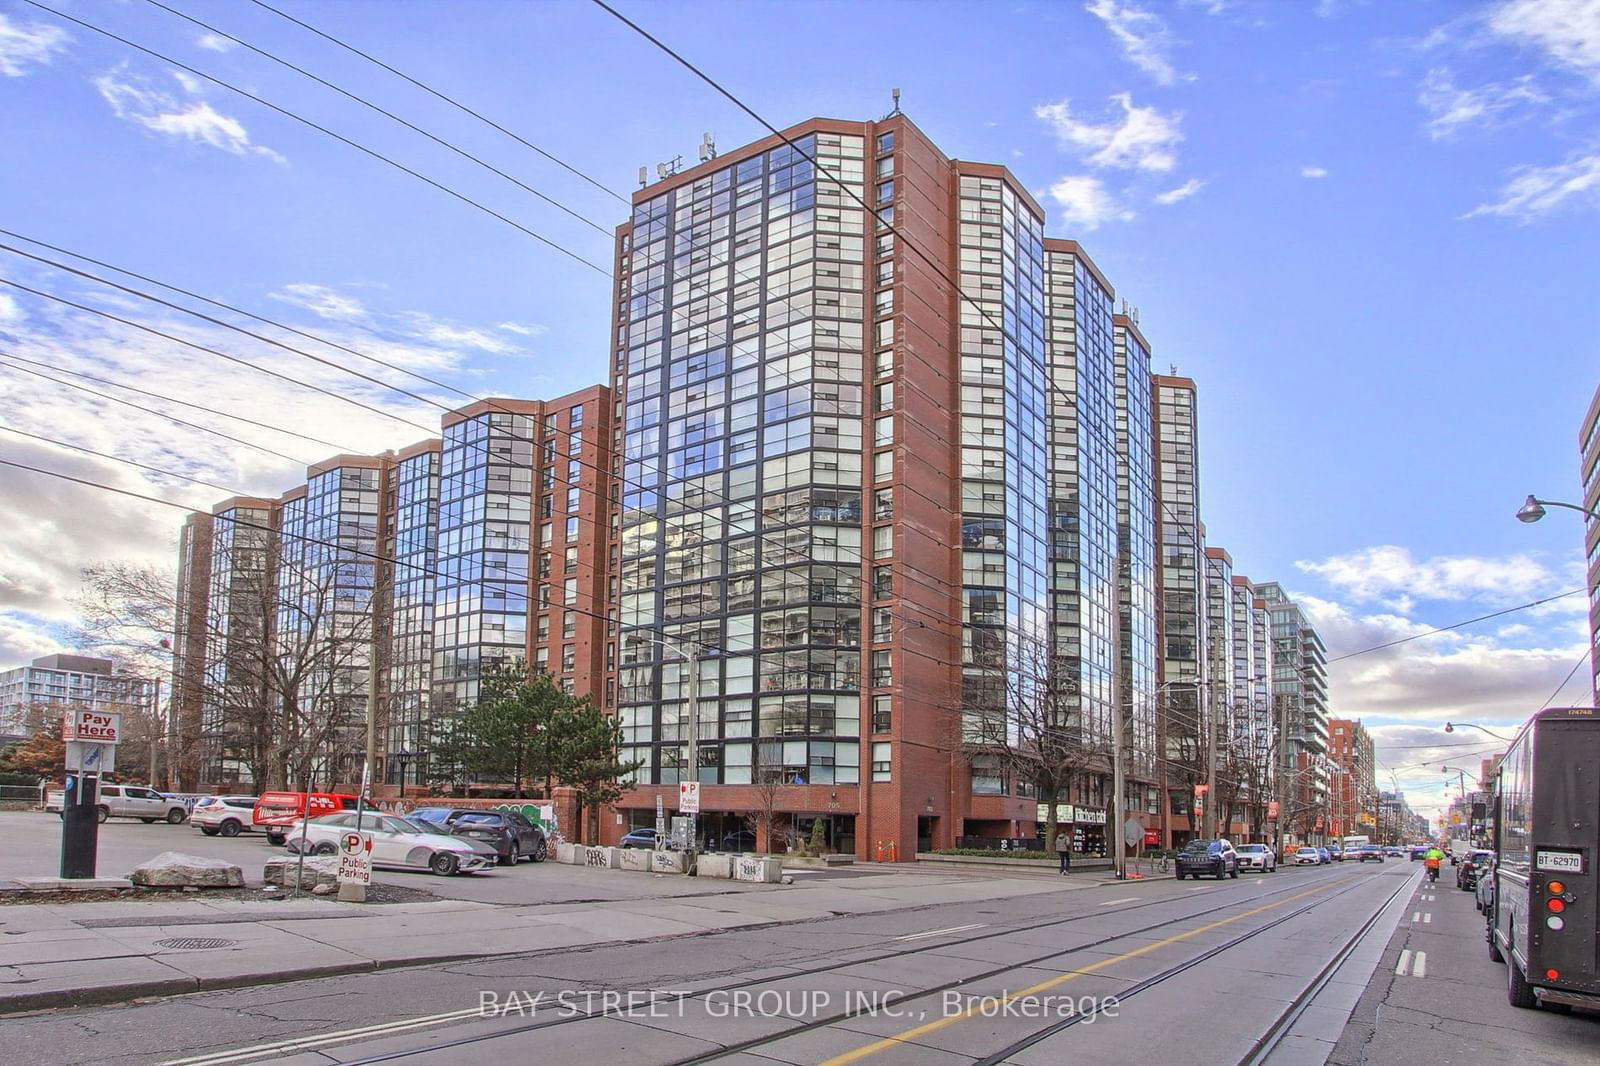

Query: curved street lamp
left=1443, top=721, right=1514, bottom=742
left=1515, top=495, right=1600, bottom=524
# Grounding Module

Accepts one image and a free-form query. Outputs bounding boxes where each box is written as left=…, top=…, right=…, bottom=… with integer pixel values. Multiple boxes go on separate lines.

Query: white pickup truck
left=1449, top=838, right=1472, bottom=865
left=45, top=783, right=188, bottom=824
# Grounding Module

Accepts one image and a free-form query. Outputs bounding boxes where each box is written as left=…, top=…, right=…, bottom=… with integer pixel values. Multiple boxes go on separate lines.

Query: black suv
left=1175, top=839, right=1239, bottom=880
left=409, top=807, right=548, bottom=865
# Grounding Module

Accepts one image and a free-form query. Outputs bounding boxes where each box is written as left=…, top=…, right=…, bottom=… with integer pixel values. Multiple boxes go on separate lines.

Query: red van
left=253, top=791, right=361, bottom=845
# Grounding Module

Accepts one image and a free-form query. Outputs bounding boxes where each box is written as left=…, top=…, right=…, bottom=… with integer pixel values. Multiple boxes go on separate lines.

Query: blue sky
left=2, top=0, right=1597, bottom=821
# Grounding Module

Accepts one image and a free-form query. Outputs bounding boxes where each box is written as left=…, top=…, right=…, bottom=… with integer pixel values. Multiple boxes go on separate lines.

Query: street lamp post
left=1443, top=721, right=1514, bottom=742
left=1515, top=495, right=1600, bottom=525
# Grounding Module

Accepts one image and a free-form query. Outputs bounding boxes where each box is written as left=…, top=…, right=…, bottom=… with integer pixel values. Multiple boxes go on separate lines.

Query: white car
left=50, top=783, right=188, bottom=824
left=192, top=795, right=260, bottom=837
left=284, top=812, right=494, bottom=876
left=1235, top=843, right=1277, bottom=872
left=1293, top=846, right=1322, bottom=865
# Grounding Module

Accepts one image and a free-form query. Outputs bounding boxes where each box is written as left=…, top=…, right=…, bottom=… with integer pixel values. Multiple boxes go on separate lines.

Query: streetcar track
left=324, top=865, right=1363, bottom=1066
left=969, top=871, right=1416, bottom=1065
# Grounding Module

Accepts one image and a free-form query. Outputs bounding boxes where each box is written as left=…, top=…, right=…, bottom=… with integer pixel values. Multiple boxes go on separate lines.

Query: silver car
left=1235, top=843, right=1277, bottom=872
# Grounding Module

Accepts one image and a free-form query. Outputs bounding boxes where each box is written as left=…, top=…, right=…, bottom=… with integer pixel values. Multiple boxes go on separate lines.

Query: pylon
left=875, top=840, right=884, bottom=862
left=889, top=840, right=898, bottom=862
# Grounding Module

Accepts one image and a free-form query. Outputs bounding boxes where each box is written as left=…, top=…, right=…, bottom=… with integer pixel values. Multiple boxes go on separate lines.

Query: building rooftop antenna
left=890, top=87, right=902, bottom=115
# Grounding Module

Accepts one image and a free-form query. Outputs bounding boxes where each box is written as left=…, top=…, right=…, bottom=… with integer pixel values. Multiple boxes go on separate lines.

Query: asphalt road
left=1330, top=863, right=1600, bottom=1065
left=5, top=858, right=1514, bottom=1066
left=0, top=811, right=789, bottom=905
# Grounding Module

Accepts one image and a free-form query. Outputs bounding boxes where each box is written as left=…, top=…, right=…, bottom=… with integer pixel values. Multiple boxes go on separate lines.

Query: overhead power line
left=18, top=0, right=610, bottom=276
left=246, top=0, right=630, bottom=206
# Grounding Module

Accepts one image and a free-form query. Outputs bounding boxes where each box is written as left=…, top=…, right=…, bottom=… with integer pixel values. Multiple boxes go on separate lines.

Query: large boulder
left=263, top=855, right=340, bottom=890
left=127, top=852, right=244, bottom=888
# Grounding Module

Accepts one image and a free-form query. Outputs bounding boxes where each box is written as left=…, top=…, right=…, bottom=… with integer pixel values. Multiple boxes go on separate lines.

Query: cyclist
left=1424, top=844, right=1444, bottom=882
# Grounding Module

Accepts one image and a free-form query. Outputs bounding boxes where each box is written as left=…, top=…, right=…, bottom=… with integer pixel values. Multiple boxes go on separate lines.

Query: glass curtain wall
left=202, top=504, right=273, bottom=787
left=389, top=449, right=438, bottom=786
left=617, top=131, right=867, bottom=787
left=958, top=176, right=1050, bottom=744
left=434, top=413, right=535, bottom=713
left=1114, top=323, right=1157, bottom=779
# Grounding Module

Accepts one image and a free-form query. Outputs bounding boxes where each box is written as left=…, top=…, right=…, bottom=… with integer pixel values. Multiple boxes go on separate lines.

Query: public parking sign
left=679, top=781, right=700, bottom=814
left=337, top=832, right=372, bottom=886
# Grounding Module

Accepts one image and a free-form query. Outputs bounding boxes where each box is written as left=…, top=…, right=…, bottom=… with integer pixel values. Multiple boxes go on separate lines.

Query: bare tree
left=743, top=771, right=794, bottom=854
left=959, top=629, right=1113, bottom=854
left=76, top=547, right=377, bottom=793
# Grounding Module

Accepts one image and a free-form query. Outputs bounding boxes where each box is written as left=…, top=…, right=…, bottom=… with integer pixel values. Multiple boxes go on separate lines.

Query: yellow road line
left=819, top=883, right=1333, bottom=1065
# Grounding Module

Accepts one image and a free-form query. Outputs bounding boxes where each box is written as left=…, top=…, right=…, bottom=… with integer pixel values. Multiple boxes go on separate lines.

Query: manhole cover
left=154, top=937, right=237, bottom=950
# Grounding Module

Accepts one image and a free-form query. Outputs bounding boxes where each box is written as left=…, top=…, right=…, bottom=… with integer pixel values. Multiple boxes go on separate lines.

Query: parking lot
left=0, top=810, right=790, bottom=904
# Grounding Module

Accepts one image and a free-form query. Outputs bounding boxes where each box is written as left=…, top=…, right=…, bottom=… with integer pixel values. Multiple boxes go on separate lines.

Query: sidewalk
left=0, top=867, right=1106, bottom=1015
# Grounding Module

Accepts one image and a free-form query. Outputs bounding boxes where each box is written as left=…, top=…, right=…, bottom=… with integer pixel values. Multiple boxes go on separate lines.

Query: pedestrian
left=1055, top=829, right=1072, bottom=875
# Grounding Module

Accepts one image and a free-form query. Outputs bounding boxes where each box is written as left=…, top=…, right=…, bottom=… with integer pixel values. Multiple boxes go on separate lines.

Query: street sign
left=62, top=709, right=121, bottom=744
left=1143, top=828, right=1161, bottom=847
left=679, top=781, right=700, bottom=815
left=655, top=795, right=666, bottom=842
left=1123, top=817, right=1142, bottom=845
left=1268, top=801, right=1280, bottom=819
left=337, top=832, right=372, bottom=886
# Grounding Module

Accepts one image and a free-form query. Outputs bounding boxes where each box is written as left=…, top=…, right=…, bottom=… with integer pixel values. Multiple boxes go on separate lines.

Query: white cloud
left=1045, top=175, right=1135, bottom=230
left=1180, top=0, right=1232, bottom=14
left=496, top=321, right=548, bottom=337
left=1487, top=0, right=1600, bottom=85
left=1464, top=151, right=1600, bottom=221
left=195, top=33, right=237, bottom=54
left=271, top=283, right=367, bottom=322
left=1418, top=66, right=1547, bottom=139
left=1084, top=0, right=1187, bottom=87
left=94, top=67, right=287, bottom=164
left=0, top=292, right=22, bottom=323
left=1034, top=93, right=1184, bottom=172
left=1300, top=165, right=1329, bottom=178
left=1295, top=545, right=1563, bottom=607
left=1153, top=178, right=1204, bottom=204
left=409, top=319, right=520, bottom=356
left=0, top=13, right=67, bottom=78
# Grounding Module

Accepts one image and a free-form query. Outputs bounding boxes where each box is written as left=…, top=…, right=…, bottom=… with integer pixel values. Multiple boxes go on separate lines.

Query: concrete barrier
left=555, top=842, right=579, bottom=865
left=619, top=847, right=652, bottom=871
left=583, top=845, right=621, bottom=869
left=697, top=853, right=733, bottom=879
left=732, top=855, right=783, bottom=883
left=650, top=850, right=686, bottom=874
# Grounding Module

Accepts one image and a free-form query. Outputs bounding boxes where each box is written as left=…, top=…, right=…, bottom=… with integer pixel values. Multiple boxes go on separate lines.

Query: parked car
left=620, top=827, right=662, bottom=849
left=283, top=812, right=493, bottom=875
left=719, top=829, right=758, bottom=852
left=51, top=783, right=188, bottom=824
left=254, top=791, right=362, bottom=846
left=1235, top=843, right=1277, bottom=872
left=1328, top=844, right=1344, bottom=862
left=192, top=795, right=260, bottom=837
left=408, top=807, right=548, bottom=864
left=1457, top=849, right=1495, bottom=892
left=1314, top=847, right=1331, bottom=864
left=1175, top=839, right=1239, bottom=880
left=1475, top=855, right=1496, bottom=913
left=1293, top=845, right=1323, bottom=865
left=1351, top=844, right=1385, bottom=863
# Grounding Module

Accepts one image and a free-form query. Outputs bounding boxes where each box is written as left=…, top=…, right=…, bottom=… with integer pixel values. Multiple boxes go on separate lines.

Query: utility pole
left=685, top=646, right=700, bottom=855
left=1204, top=680, right=1218, bottom=839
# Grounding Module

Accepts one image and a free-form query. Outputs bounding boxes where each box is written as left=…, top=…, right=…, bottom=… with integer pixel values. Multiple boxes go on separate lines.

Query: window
left=876, top=180, right=894, bottom=205
left=873, top=566, right=893, bottom=601
left=564, top=577, right=578, bottom=604
left=873, top=451, right=893, bottom=483
left=569, top=404, right=584, bottom=428
left=872, top=608, right=892, bottom=644
left=562, top=644, right=576, bottom=672
left=873, top=525, right=893, bottom=559
left=873, top=488, right=893, bottom=520
left=872, top=694, right=891, bottom=733
left=535, top=647, right=550, bottom=672
left=877, top=131, right=894, bottom=153
left=876, top=155, right=894, bottom=178
left=536, top=615, right=550, bottom=641
left=872, top=649, right=892, bottom=688
left=567, top=487, right=581, bottom=512
left=566, top=516, right=579, bottom=539
left=971, top=755, right=1004, bottom=795
left=565, top=545, right=579, bottom=573
left=875, top=416, right=894, bottom=447
left=874, top=382, right=895, bottom=412
left=563, top=611, right=576, bottom=638
left=871, top=742, right=891, bottom=782
left=539, top=523, right=553, bottom=547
